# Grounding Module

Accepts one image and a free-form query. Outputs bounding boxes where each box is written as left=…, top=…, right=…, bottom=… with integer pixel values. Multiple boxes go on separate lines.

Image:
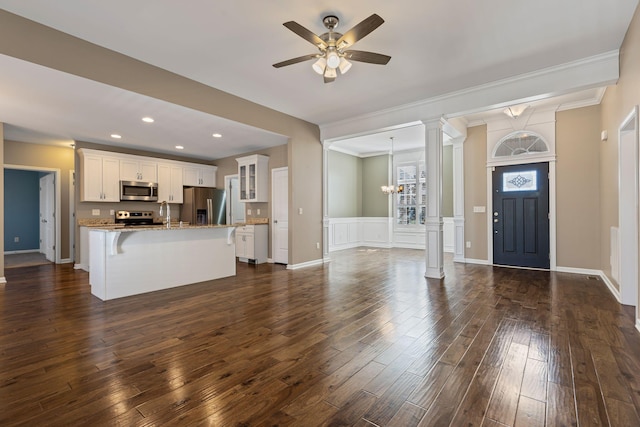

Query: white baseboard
left=60, top=258, right=72, bottom=264
left=464, top=258, right=491, bottom=265
left=556, top=266, right=622, bottom=304
left=4, top=249, right=40, bottom=255
left=287, top=258, right=324, bottom=270
left=0, top=276, right=6, bottom=284
left=74, top=263, right=89, bottom=272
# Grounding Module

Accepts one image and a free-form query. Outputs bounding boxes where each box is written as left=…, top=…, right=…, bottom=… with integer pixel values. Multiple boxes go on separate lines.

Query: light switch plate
left=473, top=206, right=486, bottom=213
left=247, top=208, right=252, bottom=215
left=92, top=209, right=100, bottom=216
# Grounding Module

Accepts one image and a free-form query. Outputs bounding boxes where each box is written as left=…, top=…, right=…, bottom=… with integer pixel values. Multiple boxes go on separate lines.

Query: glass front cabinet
left=236, top=154, right=269, bottom=202
left=395, top=160, right=426, bottom=227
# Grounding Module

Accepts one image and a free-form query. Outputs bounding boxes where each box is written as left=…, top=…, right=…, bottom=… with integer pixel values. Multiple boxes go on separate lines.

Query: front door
left=493, top=162, right=549, bottom=269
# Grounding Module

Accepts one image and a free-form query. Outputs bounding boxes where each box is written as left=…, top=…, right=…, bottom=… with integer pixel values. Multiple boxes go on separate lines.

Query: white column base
left=425, top=218, right=444, bottom=279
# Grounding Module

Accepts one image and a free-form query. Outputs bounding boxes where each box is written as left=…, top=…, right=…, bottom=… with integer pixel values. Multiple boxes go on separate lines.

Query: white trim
left=4, top=164, right=62, bottom=264
left=4, top=249, right=40, bottom=255
left=286, top=258, right=324, bottom=270
left=636, top=320, right=640, bottom=334
left=554, top=266, right=622, bottom=303
left=0, top=277, right=6, bottom=284
left=320, top=50, right=619, bottom=141
left=464, top=258, right=491, bottom=265
left=59, top=258, right=72, bottom=264
left=618, top=105, right=639, bottom=311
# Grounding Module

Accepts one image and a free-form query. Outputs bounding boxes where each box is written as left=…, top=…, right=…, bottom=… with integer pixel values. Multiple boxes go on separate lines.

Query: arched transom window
left=494, top=131, right=549, bottom=158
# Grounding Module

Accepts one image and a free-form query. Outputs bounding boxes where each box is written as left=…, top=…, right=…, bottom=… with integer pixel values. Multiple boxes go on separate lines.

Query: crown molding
left=320, top=50, right=619, bottom=141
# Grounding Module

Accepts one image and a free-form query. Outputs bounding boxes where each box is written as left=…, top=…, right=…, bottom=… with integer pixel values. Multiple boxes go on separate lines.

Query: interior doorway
left=618, top=106, right=639, bottom=308
left=272, top=167, right=288, bottom=264
left=4, top=165, right=62, bottom=265
left=225, top=174, right=245, bottom=225
left=39, top=173, right=55, bottom=262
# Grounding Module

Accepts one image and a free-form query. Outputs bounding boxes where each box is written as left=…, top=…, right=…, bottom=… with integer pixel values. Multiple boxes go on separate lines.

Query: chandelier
left=381, top=137, right=403, bottom=195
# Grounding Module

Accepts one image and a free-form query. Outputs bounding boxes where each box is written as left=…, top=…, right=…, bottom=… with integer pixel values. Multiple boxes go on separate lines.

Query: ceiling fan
left=273, top=13, right=391, bottom=83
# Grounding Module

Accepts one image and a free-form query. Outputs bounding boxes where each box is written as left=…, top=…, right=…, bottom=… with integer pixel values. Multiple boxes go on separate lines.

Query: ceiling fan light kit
left=273, top=13, right=391, bottom=83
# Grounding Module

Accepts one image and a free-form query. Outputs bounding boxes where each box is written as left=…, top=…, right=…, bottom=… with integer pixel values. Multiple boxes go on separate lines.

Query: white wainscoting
left=329, top=217, right=392, bottom=252
left=443, top=217, right=454, bottom=253
left=328, top=217, right=454, bottom=252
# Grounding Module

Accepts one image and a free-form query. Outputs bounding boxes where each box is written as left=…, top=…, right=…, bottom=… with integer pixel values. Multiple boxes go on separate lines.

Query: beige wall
left=556, top=106, right=601, bottom=269
left=362, top=155, right=389, bottom=217
left=463, top=125, right=488, bottom=260
left=0, top=11, right=322, bottom=266
left=597, top=4, right=640, bottom=291
left=328, top=151, right=362, bottom=217
left=0, top=124, right=4, bottom=278
left=5, top=140, right=75, bottom=261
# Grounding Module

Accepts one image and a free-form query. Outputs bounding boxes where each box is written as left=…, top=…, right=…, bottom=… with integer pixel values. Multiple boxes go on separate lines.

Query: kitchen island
left=89, top=225, right=237, bottom=300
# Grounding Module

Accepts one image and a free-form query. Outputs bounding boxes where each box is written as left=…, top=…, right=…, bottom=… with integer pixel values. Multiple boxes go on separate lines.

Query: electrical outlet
left=257, top=209, right=261, bottom=215
left=316, top=242, right=320, bottom=249
left=298, top=208, right=303, bottom=215
left=466, top=241, right=471, bottom=248
left=110, top=209, right=115, bottom=215
left=247, top=208, right=252, bottom=215
left=14, top=237, right=19, bottom=243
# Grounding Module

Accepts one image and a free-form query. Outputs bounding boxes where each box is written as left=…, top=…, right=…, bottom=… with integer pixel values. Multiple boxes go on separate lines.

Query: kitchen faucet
left=159, top=201, right=171, bottom=229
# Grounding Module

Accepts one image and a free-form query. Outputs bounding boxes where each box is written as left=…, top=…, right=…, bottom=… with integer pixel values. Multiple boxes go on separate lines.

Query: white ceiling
left=0, top=1, right=637, bottom=160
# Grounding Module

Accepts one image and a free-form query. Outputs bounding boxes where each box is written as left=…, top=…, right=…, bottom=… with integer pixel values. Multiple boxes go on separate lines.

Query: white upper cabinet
left=236, top=154, right=269, bottom=202
left=77, top=149, right=121, bottom=202
left=120, top=157, right=157, bottom=182
left=157, top=162, right=184, bottom=204
left=183, top=164, right=217, bottom=187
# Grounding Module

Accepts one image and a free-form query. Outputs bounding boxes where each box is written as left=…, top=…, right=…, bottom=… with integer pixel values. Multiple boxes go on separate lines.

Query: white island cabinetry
left=89, top=226, right=237, bottom=300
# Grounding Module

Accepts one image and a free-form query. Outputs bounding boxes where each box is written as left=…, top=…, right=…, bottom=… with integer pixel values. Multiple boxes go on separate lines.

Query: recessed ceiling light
left=142, top=117, right=155, bottom=123
left=111, top=134, right=122, bottom=139
left=175, top=145, right=184, bottom=150
left=212, top=133, right=222, bottom=138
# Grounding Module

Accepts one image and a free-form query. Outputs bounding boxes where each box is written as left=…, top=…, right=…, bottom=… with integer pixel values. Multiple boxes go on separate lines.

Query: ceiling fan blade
left=323, top=75, right=336, bottom=84
left=283, top=21, right=328, bottom=49
left=343, top=50, right=391, bottom=65
left=336, top=14, right=384, bottom=48
left=273, top=54, right=319, bottom=68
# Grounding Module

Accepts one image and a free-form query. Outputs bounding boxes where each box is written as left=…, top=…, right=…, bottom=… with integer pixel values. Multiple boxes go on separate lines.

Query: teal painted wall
left=4, top=169, right=40, bottom=251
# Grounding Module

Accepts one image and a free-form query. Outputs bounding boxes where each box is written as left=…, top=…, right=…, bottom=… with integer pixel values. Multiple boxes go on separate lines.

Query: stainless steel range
left=115, top=210, right=158, bottom=226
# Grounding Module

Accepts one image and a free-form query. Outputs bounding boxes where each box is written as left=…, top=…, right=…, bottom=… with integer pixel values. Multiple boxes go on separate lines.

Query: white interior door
left=39, top=173, right=55, bottom=262
left=619, top=106, right=639, bottom=308
left=272, top=167, right=288, bottom=264
left=226, top=175, right=245, bottom=225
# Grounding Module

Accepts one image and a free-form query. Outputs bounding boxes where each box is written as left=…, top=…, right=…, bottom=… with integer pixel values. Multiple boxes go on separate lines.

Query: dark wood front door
left=493, top=162, right=550, bottom=269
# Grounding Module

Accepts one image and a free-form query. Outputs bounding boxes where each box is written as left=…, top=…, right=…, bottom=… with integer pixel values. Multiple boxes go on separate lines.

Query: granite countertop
left=89, top=223, right=241, bottom=232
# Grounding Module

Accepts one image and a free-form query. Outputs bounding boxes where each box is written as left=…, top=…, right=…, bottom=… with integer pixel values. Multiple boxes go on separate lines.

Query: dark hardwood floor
left=1, top=248, right=640, bottom=426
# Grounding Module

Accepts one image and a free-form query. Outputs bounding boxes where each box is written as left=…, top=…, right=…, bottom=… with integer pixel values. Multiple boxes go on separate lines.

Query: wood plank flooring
left=1, top=248, right=640, bottom=426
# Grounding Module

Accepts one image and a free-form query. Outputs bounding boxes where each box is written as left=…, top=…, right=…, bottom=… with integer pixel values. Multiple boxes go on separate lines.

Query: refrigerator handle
left=207, top=199, right=212, bottom=225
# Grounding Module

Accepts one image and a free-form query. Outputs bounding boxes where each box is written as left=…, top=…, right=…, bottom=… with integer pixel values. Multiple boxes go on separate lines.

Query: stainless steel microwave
left=120, top=181, right=158, bottom=202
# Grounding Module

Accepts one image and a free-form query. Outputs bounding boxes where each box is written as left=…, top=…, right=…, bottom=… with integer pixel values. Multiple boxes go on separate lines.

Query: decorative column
left=452, top=137, right=466, bottom=263
left=322, top=141, right=331, bottom=262
left=423, top=118, right=445, bottom=279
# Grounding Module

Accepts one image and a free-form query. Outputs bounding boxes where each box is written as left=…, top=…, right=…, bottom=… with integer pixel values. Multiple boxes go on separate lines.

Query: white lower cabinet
left=235, top=224, right=268, bottom=264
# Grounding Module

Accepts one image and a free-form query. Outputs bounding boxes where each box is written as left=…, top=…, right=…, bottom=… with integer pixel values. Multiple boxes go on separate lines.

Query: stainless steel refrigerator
left=181, top=187, right=226, bottom=225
